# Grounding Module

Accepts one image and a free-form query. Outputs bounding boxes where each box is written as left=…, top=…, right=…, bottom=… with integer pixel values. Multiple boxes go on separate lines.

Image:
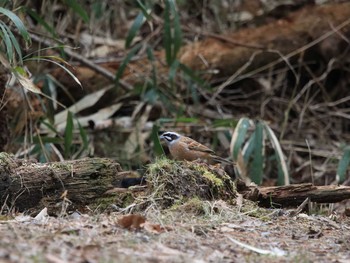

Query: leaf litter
left=1, top=198, right=350, bottom=262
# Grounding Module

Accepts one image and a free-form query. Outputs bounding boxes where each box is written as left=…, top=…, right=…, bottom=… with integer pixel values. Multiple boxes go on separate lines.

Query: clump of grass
left=145, top=158, right=236, bottom=208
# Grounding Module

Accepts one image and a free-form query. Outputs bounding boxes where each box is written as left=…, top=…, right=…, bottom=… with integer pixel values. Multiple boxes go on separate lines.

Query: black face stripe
left=162, top=132, right=179, bottom=142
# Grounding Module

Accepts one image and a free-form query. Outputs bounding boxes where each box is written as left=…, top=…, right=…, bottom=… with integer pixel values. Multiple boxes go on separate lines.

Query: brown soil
left=1, top=202, right=349, bottom=262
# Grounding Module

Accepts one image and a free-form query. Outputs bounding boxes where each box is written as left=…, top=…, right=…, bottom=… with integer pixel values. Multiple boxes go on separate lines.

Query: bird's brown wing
left=186, top=137, right=215, bottom=154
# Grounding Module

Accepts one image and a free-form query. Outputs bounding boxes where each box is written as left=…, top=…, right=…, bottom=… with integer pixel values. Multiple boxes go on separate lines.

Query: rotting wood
left=0, top=153, right=135, bottom=214
left=237, top=180, right=350, bottom=207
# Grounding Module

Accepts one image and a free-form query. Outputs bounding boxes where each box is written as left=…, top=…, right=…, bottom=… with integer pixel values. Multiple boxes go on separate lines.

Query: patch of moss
left=145, top=158, right=236, bottom=209
left=169, top=196, right=206, bottom=215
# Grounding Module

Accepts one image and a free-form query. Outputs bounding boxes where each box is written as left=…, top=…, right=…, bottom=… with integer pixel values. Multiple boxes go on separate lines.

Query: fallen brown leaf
left=117, top=214, right=146, bottom=230
left=142, top=221, right=173, bottom=234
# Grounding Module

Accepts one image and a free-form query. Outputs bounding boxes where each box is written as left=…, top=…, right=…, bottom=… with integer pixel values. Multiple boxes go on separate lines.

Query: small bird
left=159, top=131, right=233, bottom=165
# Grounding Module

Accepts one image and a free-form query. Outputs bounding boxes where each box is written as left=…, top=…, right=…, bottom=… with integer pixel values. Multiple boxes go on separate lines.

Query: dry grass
left=1, top=200, right=349, bottom=262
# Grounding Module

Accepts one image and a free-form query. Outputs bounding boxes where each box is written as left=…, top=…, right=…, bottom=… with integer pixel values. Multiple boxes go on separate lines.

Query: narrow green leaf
left=32, top=136, right=63, bottom=144
left=77, top=121, right=88, bottom=150
left=63, top=0, right=89, bottom=23
left=25, top=8, right=58, bottom=38
left=230, top=117, right=251, bottom=160
left=168, top=59, right=179, bottom=83
left=25, top=57, right=82, bottom=88
left=115, top=44, right=141, bottom=83
left=171, top=1, right=182, bottom=58
left=146, top=46, right=158, bottom=88
left=264, top=123, right=290, bottom=185
left=64, top=111, right=74, bottom=158
left=336, top=146, right=350, bottom=183
left=41, top=120, right=59, bottom=134
left=0, top=22, right=13, bottom=63
left=0, top=7, right=30, bottom=43
left=5, top=23, right=23, bottom=64
left=136, top=0, right=152, bottom=20
left=213, top=119, right=237, bottom=128
left=243, top=132, right=256, bottom=163
left=151, top=124, right=165, bottom=157
left=163, top=0, right=172, bottom=65
left=179, top=63, right=206, bottom=87
left=250, top=121, right=264, bottom=185
left=125, top=12, right=145, bottom=49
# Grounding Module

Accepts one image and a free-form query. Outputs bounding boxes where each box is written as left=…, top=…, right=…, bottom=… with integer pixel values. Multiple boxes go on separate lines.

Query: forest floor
left=1, top=201, right=349, bottom=263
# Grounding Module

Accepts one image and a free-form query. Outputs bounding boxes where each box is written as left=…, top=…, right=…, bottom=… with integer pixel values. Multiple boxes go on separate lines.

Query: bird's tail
left=211, top=155, right=235, bottom=165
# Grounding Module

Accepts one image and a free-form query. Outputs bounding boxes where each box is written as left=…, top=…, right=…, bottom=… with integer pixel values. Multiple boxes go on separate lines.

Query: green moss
left=144, top=158, right=236, bottom=209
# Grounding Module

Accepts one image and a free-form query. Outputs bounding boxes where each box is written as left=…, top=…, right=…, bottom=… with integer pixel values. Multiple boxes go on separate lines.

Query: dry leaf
left=117, top=214, right=146, bottom=230
left=142, top=221, right=172, bottom=234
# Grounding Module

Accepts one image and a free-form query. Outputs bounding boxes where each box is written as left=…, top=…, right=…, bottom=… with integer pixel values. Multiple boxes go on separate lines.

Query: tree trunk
left=0, top=153, right=128, bottom=214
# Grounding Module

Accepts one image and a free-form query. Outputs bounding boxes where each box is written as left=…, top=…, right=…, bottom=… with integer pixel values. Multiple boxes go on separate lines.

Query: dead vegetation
left=1, top=1, right=350, bottom=262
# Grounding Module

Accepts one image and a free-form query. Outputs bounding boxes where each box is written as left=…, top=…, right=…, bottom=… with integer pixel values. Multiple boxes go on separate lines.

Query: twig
left=28, top=32, right=133, bottom=91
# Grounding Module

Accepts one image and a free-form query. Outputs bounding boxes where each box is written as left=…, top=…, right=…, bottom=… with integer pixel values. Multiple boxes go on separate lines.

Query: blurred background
left=1, top=0, right=350, bottom=188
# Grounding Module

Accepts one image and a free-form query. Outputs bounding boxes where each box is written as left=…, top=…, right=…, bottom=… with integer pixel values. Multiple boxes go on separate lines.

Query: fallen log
left=237, top=180, right=350, bottom=207
left=48, top=3, right=350, bottom=99
left=0, top=153, right=134, bottom=214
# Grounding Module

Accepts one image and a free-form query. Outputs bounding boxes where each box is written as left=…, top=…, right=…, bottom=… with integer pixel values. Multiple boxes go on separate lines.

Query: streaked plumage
left=159, top=131, right=233, bottom=165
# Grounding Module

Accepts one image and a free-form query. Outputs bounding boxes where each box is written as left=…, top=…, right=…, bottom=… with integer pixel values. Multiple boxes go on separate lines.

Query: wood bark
left=237, top=181, right=350, bottom=207
left=0, top=153, right=130, bottom=214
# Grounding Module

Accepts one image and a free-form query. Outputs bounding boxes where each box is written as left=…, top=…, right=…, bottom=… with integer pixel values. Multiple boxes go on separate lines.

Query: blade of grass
left=63, top=0, right=89, bottom=23
left=163, top=0, right=172, bottom=65
left=264, top=122, right=290, bottom=185
left=115, top=43, right=141, bottom=84
left=64, top=111, right=74, bottom=158
left=151, top=124, right=165, bottom=157
left=136, top=0, right=152, bottom=20
left=24, top=8, right=58, bottom=38
left=125, top=12, right=145, bottom=49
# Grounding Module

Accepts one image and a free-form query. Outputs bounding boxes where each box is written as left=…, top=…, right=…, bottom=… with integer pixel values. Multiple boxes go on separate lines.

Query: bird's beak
left=159, top=134, right=164, bottom=139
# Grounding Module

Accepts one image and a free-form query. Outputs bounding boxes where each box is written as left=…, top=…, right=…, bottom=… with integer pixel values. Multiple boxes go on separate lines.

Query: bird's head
left=159, top=131, right=181, bottom=145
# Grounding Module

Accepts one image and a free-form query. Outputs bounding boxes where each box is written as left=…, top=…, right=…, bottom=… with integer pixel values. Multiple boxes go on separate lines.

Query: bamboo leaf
left=5, top=23, right=23, bottom=63
left=125, top=12, right=145, bottom=49
left=0, top=22, right=13, bottom=63
left=250, top=121, right=264, bottom=185
left=0, top=7, right=30, bottom=43
left=230, top=118, right=251, bottom=160
left=264, top=123, right=290, bottom=185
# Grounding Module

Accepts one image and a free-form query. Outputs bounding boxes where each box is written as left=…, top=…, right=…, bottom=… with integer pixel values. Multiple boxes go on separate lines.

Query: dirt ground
left=1, top=201, right=349, bottom=263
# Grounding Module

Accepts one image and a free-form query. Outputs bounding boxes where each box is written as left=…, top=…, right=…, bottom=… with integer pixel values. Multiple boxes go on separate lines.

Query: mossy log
left=0, top=153, right=128, bottom=214
left=237, top=181, right=350, bottom=207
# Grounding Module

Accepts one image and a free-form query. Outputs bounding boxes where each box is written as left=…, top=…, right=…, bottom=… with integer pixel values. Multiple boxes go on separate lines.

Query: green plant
left=336, top=145, right=350, bottom=183
left=230, top=117, right=290, bottom=185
